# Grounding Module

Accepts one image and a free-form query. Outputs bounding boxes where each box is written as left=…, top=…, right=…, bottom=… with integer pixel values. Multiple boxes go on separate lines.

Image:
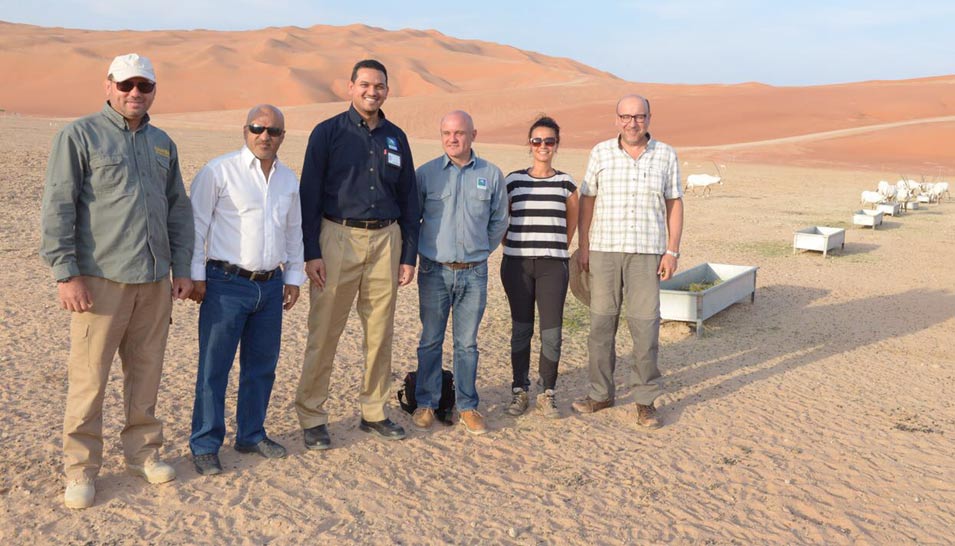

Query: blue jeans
left=415, top=256, right=488, bottom=411
left=190, top=263, right=284, bottom=455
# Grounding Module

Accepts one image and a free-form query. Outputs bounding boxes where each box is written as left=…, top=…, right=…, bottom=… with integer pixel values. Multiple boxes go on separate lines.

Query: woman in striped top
left=501, top=116, right=579, bottom=418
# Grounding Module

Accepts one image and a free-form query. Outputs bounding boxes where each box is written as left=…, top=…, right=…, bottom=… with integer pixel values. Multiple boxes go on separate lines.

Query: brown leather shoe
left=636, top=404, right=662, bottom=429
left=412, top=407, right=435, bottom=430
left=571, top=396, right=614, bottom=414
left=459, top=409, right=488, bottom=435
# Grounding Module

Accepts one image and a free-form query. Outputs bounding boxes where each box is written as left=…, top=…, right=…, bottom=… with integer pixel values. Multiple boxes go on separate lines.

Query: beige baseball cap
left=107, top=53, right=156, bottom=83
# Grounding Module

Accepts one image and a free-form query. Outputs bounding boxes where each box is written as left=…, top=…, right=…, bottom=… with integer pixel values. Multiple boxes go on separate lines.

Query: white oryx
left=685, top=161, right=724, bottom=197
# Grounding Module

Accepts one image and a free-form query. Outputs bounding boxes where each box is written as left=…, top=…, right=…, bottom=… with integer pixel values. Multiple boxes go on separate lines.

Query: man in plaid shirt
left=573, top=94, right=684, bottom=428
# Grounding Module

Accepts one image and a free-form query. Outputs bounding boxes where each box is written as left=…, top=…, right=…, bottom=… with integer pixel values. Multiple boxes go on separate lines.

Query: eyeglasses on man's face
left=617, top=113, right=648, bottom=124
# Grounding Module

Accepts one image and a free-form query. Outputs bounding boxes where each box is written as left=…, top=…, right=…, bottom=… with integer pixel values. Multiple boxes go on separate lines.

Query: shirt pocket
left=89, top=153, right=129, bottom=195
left=273, top=194, right=294, bottom=225
left=155, top=153, right=170, bottom=180
left=465, top=185, right=492, bottom=220
left=425, top=186, right=451, bottom=216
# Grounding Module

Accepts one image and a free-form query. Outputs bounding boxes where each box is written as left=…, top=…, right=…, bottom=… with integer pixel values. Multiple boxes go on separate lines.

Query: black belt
left=324, top=214, right=397, bottom=230
left=207, top=260, right=279, bottom=281
left=440, top=262, right=480, bottom=270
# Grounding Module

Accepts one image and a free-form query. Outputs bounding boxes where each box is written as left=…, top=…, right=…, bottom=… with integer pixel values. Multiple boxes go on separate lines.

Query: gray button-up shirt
left=416, top=152, right=508, bottom=264
left=40, top=103, right=194, bottom=283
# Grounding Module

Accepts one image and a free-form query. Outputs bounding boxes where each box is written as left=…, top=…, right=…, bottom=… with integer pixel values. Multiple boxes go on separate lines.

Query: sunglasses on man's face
left=530, top=137, right=558, bottom=147
left=114, top=80, right=155, bottom=93
left=246, top=124, right=285, bottom=137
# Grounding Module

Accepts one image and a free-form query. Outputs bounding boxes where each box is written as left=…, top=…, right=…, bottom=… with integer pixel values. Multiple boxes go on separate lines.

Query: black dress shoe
left=235, top=437, right=287, bottom=459
left=193, top=453, right=223, bottom=476
left=303, top=424, right=331, bottom=450
left=359, top=418, right=406, bottom=440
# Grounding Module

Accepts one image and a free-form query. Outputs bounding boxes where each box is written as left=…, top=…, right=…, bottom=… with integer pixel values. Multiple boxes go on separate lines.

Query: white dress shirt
left=190, top=146, right=305, bottom=286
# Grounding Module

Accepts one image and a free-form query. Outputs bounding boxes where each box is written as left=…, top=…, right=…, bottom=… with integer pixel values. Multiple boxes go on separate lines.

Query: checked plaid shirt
left=579, top=135, right=682, bottom=255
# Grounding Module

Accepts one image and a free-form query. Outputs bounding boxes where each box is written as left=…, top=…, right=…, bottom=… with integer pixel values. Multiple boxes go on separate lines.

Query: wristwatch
left=665, top=250, right=680, bottom=259
left=57, top=276, right=73, bottom=283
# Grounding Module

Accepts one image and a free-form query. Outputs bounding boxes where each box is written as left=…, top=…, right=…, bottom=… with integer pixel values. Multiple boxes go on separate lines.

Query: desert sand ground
left=0, top=111, right=953, bottom=545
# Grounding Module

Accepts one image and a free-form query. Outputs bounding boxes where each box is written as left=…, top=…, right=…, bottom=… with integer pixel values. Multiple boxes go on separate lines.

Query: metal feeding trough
left=907, top=201, right=920, bottom=210
left=853, top=209, right=884, bottom=229
left=917, top=194, right=931, bottom=204
left=876, top=202, right=901, bottom=216
left=660, top=263, right=758, bottom=338
left=793, top=226, right=845, bottom=257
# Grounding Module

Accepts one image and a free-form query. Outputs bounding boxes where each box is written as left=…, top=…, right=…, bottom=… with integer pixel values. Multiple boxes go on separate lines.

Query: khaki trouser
left=63, top=276, right=172, bottom=482
left=587, top=252, right=663, bottom=405
left=296, top=219, right=401, bottom=428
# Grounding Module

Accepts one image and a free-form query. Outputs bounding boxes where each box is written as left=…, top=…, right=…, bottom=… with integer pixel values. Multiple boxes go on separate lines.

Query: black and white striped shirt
left=503, top=169, right=577, bottom=258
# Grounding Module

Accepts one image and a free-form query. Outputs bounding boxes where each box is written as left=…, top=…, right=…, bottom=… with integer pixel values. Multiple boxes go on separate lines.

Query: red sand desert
left=1, top=21, right=953, bottom=545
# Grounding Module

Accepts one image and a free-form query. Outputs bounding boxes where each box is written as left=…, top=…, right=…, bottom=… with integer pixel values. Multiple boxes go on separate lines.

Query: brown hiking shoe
left=460, top=409, right=488, bottom=435
left=571, top=396, right=614, bottom=414
left=536, top=389, right=560, bottom=419
left=506, top=388, right=529, bottom=416
left=412, top=407, right=435, bottom=430
left=636, top=404, right=661, bottom=429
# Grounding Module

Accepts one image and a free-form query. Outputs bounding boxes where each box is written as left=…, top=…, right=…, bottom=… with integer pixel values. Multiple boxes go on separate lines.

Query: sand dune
left=1, top=21, right=953, bottom=171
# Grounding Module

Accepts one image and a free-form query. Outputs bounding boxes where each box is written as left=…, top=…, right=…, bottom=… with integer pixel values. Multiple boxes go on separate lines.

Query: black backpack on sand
left=397, top=370, right=454, bottom=425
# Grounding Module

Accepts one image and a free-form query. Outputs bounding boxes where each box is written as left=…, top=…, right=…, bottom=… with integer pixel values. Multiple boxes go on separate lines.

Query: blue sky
left=3, top=0, right=952, bottom=85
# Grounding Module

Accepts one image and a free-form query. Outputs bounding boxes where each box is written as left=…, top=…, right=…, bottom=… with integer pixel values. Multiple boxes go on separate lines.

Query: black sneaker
left=193, top=453, right=223, bottom=476
left=235, top=437, right=288, bottom=459
left=359, top=418, right=406, bottom=440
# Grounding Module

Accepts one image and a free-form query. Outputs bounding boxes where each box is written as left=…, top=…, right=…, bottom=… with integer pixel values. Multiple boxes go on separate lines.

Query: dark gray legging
left=500, top=256, right=569, bottom=391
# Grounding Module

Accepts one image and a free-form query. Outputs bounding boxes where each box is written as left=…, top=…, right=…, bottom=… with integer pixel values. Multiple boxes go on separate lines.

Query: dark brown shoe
left=571, top=396, right=614, bottom=414
left=636, top=404, right=662, bottom=429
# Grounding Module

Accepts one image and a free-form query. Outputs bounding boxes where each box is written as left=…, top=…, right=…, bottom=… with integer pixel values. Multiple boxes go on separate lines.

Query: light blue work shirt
left=416, top=151, right=508, bottom=264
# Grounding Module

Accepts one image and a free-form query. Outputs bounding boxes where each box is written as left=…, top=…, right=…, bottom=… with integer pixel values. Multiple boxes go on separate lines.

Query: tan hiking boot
left=506, top=388, right=529, bottom=416
left=460, top=409, right=489, bottom=435
left=412, top=407, right=435, bottom=430
left=64, top=479, right=95, bottom=509
left=127, top=459, right=177, bottom=484
left=636, top=403, right=662, bottom=429
left=536, top=389, right=559, bottom=419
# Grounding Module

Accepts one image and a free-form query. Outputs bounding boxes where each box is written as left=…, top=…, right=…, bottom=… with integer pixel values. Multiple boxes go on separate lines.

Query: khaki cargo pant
left=63, top=276, right=171, bottom=482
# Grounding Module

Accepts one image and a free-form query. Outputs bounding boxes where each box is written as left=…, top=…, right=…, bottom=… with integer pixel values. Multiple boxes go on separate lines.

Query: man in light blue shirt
left=412, top=110, right=508, bottom=435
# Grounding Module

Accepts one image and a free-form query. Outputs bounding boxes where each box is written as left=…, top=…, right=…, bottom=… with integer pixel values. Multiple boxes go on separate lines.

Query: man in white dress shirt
left=188, top=104, right=305, bottom=475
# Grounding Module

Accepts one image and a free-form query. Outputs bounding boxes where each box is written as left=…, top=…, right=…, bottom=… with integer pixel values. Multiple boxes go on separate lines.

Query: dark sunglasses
left=530, top=137, right=558, bottom=147
left=246, top=124, right=285, bottom=137
left=114, top=80, right=155, bottom=93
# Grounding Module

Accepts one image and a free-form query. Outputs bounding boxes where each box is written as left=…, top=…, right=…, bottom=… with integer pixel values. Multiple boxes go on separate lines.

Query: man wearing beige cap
left=40, top=53, right=194, bottom=509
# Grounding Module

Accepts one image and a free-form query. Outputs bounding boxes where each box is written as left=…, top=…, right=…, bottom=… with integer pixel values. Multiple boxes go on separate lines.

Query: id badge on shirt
left=386, top=150, right=402, bottom=168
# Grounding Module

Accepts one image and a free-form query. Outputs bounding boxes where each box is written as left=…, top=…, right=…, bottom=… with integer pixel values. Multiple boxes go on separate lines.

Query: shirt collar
left=442, top=149, right=477, bottom=169
left=616, top=133, right=655, bottom=150
left=102, top=101, right=150, bottom=131
left=240, top=145, right=280, bottom=174
left=347, top=104, right=387, bottom=129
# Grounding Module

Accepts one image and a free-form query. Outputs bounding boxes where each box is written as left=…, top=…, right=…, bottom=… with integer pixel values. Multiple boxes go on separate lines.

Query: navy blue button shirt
left=300, top=105, right=420, bottom=265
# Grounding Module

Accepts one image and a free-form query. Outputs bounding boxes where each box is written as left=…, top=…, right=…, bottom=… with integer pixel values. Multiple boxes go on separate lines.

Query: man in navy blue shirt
left=296, top=60, right=420, bottom=448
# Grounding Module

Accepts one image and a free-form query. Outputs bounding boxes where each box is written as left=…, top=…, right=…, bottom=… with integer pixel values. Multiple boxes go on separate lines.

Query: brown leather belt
left=207, top=259, right=280, bottom=281
left=440, top=262, right=479, bottom=270
left=324, top=214, right=397, bottom=230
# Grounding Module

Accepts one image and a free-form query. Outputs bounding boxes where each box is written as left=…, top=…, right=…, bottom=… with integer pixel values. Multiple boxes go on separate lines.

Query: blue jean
left=415, top=256, right=488, bottom=411
left=190, top=263, right=284, bottom=455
